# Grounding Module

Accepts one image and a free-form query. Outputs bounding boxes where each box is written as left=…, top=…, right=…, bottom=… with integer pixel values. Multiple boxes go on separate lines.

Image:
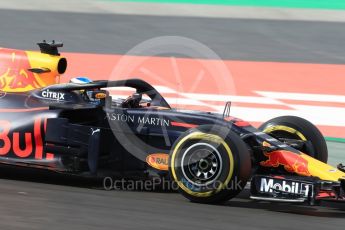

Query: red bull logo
left=260, top=150, right=311, bottom=176
left=0, top=117, right=53, bottom=159
left=0, top=48, right=43, bottom=91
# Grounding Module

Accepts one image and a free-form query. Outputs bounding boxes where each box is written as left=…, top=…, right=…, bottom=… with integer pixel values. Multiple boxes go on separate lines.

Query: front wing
left=250, top=174, right=345, bottom=205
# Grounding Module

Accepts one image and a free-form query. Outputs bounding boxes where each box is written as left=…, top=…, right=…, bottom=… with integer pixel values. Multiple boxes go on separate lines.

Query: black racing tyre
left=259, top=116, right=328, bottom=163
left=169, top=125, right=251, bottom=204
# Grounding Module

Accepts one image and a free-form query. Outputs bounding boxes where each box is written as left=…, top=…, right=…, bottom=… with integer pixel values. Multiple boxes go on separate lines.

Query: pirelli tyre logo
left=259, top=178, right=313, bottom=198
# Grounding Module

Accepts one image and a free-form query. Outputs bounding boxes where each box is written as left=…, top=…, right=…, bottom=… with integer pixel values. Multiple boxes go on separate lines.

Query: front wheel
left=169, top=125, right=251, bottom=204
left=259, top=116, right=328, bottom=163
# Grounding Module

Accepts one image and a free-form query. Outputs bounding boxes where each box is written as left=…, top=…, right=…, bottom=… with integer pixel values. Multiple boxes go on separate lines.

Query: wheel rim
left=181, top=143, right=222, bottom=186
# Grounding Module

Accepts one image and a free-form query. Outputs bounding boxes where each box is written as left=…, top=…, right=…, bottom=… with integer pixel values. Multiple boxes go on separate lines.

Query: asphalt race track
left=0, top=167, right=345, bottom=230
left=0, top=2, right=345, bottom=229
left=1, top=9, right=345, bottom=64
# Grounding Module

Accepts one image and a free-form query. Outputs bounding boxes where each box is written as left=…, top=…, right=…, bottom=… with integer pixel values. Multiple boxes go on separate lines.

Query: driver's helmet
left=69, top=76, right=93, bottom=84
left=69, top=77, right=97, bottom=102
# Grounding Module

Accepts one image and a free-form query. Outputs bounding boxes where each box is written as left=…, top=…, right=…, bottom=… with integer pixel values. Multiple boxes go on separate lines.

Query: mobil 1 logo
left=258, top=177, right=313, bottom=198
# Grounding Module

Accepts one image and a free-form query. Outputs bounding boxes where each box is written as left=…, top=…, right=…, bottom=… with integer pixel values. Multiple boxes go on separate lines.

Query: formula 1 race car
left=0, top=41, right=345, bottom=205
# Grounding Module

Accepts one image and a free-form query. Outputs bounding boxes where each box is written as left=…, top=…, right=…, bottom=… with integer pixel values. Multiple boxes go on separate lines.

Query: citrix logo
left=260, top=178, right=311, bottom=197
left=42, top=89, right=65, bottom=100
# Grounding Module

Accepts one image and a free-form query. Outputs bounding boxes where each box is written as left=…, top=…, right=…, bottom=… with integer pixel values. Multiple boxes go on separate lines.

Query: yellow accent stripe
left=263, top=125, right=307, bottom=141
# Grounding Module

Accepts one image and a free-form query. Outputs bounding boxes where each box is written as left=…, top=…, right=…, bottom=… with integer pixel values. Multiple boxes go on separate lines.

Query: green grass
left=104, top=0, right=345, bottom=10
left=325, top=137, right=345, bottom=143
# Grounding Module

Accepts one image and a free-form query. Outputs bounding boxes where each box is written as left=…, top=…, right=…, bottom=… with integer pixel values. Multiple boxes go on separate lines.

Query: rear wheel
left=259, top=116, right=328, bottom=163
left=169, top=125, right=251, bottom=204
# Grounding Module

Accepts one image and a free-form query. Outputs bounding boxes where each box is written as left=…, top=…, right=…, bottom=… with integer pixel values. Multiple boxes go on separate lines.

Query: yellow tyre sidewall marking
left=263, top=125, right=307, bottom=141
left=170, top=132, right=234, bottom=198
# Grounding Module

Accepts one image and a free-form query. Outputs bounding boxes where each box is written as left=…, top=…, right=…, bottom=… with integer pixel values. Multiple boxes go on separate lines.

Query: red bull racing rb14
left=0, top=41, right=345, bottom=205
